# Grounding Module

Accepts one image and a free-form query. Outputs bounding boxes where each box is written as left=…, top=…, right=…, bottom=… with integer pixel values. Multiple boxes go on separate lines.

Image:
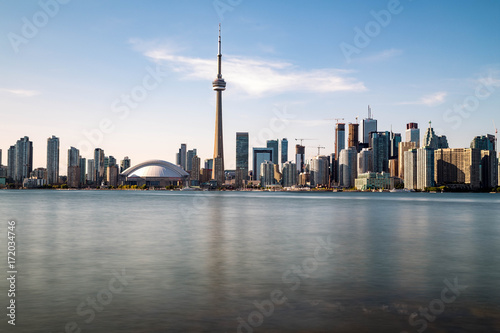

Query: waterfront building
left=358, top=148, right=373, bottom=174
left=281, top=138, right=288, bottom=166
left=404, top=149, right=417, bottom=190
left=266, top=139, right=279, bottom=165
left=362, top=105, right=377, bottom=145
left=46, top=135, right=59, bottom=185
left=417, top=147, right=435, bottom=190
left=120, top=160, right=189, bottom=187
left=87, top=159, right=95, bottom=184
left=348, top=123, right=359, bottom=151
left=253, top=148, right=273, bottom=180
left=339, top=147, right=357, bottom=188
left=282, top=161, right=297, bottom=187
left=434, top=148, right=481, bottom=190
left=310, top=155, right=330, bottom=187
left=236, top=132, right=249, bottom=186
left=405, top=123, right=420, bottom=147
left=67, top=147, right=81, bottom=188
left=120, top=157, right=131, bottom=173
left=355, top=172, right=391, bottom=190
left=295, top=144, right=305, bottom=173
left=371, top=131, right=390, bottom=173
left=94, top=148, right=105, bottom=186
left=260, top=160, right=275, bottom=186
left=398, top=141, right=417, bottom=179
left=14, top=136, right=33, bottom=183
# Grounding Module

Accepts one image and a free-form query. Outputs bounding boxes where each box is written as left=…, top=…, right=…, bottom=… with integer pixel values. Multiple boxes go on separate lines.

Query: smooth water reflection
left=0, top=190, right=499, bottom=332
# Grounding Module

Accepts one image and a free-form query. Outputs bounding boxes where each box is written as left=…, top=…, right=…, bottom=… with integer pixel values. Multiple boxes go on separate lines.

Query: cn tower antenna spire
left=217, top=23, right=222, bottom=78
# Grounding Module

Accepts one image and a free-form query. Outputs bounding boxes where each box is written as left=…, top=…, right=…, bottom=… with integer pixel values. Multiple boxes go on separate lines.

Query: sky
left=1, top=0, right=500, bottom=173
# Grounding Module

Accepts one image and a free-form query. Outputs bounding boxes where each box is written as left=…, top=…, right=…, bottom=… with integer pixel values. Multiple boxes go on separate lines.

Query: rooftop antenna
left=368, top=105, right=372, bottom=119
left=493, top=119, right=498, bottom=152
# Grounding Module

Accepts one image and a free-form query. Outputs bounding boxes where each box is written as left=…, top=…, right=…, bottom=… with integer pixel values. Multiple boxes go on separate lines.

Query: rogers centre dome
left=120, top=160, right=189, bottom=187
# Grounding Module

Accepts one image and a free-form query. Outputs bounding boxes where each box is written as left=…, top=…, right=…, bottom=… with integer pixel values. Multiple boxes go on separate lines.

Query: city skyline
left=1, top=1, right=500, bottom=172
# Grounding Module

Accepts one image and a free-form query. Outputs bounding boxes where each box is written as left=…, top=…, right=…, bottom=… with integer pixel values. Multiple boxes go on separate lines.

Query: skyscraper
left=358, top=148, right=373, bottom=174
left=266, top=139, right=279, bottom=165
left=398, top=141, right=417, bottom=179
left=405, top=123, right=420, bottom=147
left=434, top=148, right=481, bottom=190
left=423, top=121, right=448, bottom=149
left=87, top=159, right=95, bottom=184
left=212, top=24, right=226, bottom=186
left=0, top=149, right=2, bottom=166
left=390, top=132, right=402, bottom=159
left=470, top=135, right=495, bottom=151
left=15, top=136, right=33, bottom=183
left=281, top=138, right=288, bottom=165
left=191, top=155, right=201, bottom=185
left=79, top=157, right=86, bottom=186
left=310, top=155, right=330, bottom=187
left=236, top=132, right=249, bottom=185
left=120, top=156, right=131, bottom=173
left=178, top=144, right=187, bottom=170
left=282, top=161, right=297, bottom=187
left=7, top=146, right=15, bottom=180
left=295, top=145, right=305, bottom=173
left=339, top=147, right=357, bottom=188
left=417, top=147, right=435, bottom=190
left=335, top=123, right=345, bottom=159
left=68, top=147, right=81, bottom=188
left=371, top=131, right=390, bottom=173
left=404, top=149, right=417, bottom=190
left=46, top=135, right=59, bottom=185
left=362, top=106, right=377, bottom=145
left=253, top=148, right=273, bottom=180
left=186, top=149, right=197, bottom=172
left=348, top=123, right=359, bottom=151
left=94, top=148, right=105, bottom=186
left=260, top=160, right=275, bottom=187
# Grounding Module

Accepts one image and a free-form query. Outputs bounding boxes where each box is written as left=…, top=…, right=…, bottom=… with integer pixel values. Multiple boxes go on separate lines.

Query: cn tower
left=212, top=24, right=226, bottom=186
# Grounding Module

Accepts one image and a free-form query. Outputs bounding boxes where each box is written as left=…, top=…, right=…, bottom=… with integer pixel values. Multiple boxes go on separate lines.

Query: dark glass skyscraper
left=266, top=139, right=279, bottom=165
left=46, top=135, right=59, bottom=185
left=236, top=132, right=249, bottom=182
left=281, top=138, right=288, bottom=165
left=371, top=131, right=390, bottom=173
left=335, top=123, right=345, bottom=160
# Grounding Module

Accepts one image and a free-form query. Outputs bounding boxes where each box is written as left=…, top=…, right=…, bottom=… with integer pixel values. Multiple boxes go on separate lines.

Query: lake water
left=0, top=190, right=499, bottom=332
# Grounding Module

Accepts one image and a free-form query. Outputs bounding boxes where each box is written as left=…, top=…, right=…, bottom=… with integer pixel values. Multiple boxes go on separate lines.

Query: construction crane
left=295, top=138, right=316, bottom=145
left=309, top=146, right=326, bottom=155
left=323, top=118, right=344, bottom=124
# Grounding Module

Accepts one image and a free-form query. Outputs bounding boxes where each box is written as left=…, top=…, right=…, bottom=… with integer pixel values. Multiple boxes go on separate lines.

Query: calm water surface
left=0, top=190, right=499, bottom=332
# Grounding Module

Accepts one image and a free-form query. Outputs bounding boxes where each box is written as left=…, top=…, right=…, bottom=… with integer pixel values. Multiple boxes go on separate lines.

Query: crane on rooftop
left=295, top=138, right=316, bottom=145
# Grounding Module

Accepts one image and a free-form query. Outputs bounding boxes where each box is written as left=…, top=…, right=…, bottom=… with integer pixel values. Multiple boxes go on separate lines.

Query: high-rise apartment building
left=260, top=160, right=275, bottom=186
left=46, top=135, right=59, bottom=185
left=94, top=148, right=105, bottom=186
left=398, top=141, right=417, bottom=179
left=79, top=157, right=86, bottom=186
left=417, top=147, right=435, bottom=190
left=186, top=149, right=197, bottom=172
left=87, top=159, right=95, bottom=184
left=282, top=161, right=297, bottom=187
left=358, top=148, right=373, bottom=174
left=434, top=148, right=481, bottom=190
left=310, top=155, right=330, bottom=187
left=339, top=147, right=357, bottom=188
left=404, top=149, right=418, bottom=190
left=295, top=145, right=305, bottom=173
left=348, top=123, right=359, bottom=151
left=14, top=136, right=33, bottom=183
left=120, top=156, right=131, bottom=173
left=67, top=147, right=81, bottom=188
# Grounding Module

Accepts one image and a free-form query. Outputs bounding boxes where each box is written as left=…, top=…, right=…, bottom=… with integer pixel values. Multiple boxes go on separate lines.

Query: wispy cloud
left=397, top=91, right=447, bottom=107
left=0, top=89, right=41, bottom=97
left=133, top=40, right=366, bottom=97
left=354, top=48, right=403, bottom=63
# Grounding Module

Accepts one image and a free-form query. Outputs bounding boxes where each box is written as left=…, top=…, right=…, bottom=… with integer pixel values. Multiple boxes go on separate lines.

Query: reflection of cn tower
left=212, top=24, right=226, bottom=186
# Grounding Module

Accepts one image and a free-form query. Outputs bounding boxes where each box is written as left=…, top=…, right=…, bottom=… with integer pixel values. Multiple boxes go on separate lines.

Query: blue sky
left=1, top=0, right=499, bottom=172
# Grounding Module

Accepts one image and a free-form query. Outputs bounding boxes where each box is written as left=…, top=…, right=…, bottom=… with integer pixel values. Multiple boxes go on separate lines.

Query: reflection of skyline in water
left=0, top=191, right=499, bottom=332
